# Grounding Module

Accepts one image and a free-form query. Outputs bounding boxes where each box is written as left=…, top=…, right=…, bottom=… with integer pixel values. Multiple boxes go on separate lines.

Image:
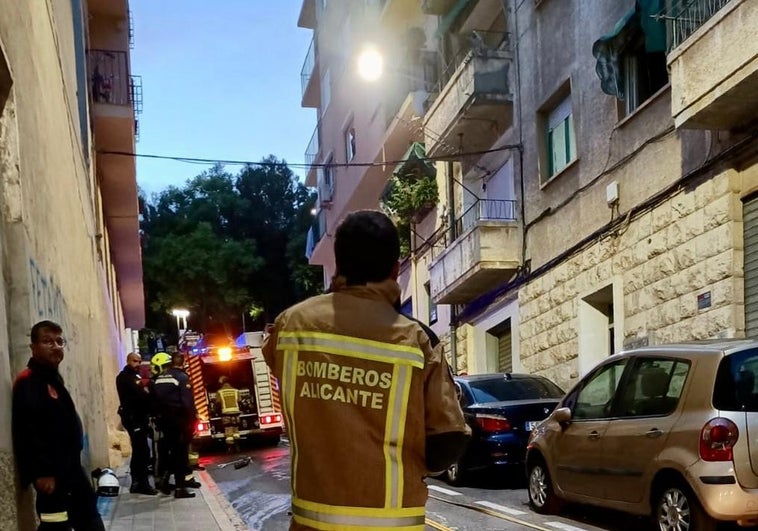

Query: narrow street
left=201, top=439, right=651, bottom=531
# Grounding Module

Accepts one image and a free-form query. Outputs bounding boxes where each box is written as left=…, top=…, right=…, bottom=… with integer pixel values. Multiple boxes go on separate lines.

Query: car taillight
left=700, top=418, right=739, bottom=461
left=475, top=414, right=511, bottom=433
left=196, top=421, right=207, bottom=432
left=261, top=414, right=282, bottom=425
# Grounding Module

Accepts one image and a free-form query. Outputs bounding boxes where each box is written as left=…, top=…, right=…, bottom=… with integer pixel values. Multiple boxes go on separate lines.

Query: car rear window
left=468, top=378, right=564, bottom=403
left=714, top=348, right=758, bottom=412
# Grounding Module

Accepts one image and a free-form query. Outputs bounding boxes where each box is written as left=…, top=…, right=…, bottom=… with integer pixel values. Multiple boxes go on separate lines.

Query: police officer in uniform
left=12, top=320, right=106, bottom=530
left=152, top=352, right=197, bottom=498
left=116, top=352, right=157, bottom=495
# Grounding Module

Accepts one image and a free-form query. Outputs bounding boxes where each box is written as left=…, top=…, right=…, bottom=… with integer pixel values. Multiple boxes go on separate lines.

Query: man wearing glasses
left=12, top=320, right=105, bottom=530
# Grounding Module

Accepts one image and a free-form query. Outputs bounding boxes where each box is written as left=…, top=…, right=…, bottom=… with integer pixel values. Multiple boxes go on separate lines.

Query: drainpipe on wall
left=446, top=160, right=458, bottom=374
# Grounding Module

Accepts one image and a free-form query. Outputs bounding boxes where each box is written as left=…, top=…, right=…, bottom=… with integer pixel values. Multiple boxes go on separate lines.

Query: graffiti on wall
left=29, top=258, right=70, bottom=332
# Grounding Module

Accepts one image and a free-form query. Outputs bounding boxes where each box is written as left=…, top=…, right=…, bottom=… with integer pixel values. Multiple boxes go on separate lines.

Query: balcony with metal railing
left=300, top=37, right=320, bottom=108
left=664, top=0, right=758, bottom=130
left=88, top=49, right=140, bottom=149
left=304, top=123, right=320, bottom=186
left=424, top=31, right=514, bottom=157
left=427, top=198, right=520, bottom=304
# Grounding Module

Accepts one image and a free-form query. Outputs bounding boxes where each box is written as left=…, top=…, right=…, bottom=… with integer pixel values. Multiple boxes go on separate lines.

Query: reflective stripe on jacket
left=263, top=278, right=469, bottom=530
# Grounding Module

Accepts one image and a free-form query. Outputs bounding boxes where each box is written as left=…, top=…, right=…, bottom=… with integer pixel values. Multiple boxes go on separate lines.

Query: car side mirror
left=552, top=407, right=572, bottom=426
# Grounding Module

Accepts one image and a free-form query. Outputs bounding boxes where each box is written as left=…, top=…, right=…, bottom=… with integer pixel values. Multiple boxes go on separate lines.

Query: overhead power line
left=96, top=144, right=522, bottom=172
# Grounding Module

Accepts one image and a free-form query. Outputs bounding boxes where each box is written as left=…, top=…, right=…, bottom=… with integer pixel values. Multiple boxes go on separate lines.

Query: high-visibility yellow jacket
left=217, top=385, right=240, bottom=415
left=263, top=278, right=470, bottom=531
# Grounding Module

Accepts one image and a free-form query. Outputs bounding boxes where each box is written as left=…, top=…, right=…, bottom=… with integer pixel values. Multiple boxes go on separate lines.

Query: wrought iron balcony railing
left=427, top=199, right=517, bottom=260
left=301, top=37, right=316, bottom=97
left=305, top=123, right=320, bottom=167
left=657, top=0, right=732, bottom=50
left=431, top=31, right=511, bottom=96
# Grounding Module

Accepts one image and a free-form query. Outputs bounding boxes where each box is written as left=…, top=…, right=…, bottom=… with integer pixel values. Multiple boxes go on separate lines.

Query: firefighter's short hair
left=334, top=210, right=399, bottom=286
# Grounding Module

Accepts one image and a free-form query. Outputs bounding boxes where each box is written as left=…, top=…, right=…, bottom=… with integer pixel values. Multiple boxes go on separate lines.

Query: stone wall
left=519, top=171, right=742, bottom=391
left=439, top=324, right=469, bottom=375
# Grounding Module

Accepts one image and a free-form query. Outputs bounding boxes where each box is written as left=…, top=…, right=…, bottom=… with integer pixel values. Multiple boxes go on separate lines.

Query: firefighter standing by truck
left=263, top=210, right=470, bottom=531
left=152, top=352, right=197, bottom=498
left=216, top=376, right=241, bottom=449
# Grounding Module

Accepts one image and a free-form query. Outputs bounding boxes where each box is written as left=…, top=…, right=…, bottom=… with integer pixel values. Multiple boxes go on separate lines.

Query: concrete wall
left=0, top=2, right=132, bottom=529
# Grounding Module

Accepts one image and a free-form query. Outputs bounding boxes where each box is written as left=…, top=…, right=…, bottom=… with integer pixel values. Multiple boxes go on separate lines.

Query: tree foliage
left=140, top=159, right=322, bottom=338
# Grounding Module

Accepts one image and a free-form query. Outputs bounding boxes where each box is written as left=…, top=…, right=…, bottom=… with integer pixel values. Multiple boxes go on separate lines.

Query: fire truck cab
left=181, top=331, right=283, bottom=447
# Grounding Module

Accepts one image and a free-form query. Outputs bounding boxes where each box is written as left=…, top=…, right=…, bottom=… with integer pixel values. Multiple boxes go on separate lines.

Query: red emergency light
left=196, top=421, right=208, bottom=432
left=260, top=414, right=282, bottom=425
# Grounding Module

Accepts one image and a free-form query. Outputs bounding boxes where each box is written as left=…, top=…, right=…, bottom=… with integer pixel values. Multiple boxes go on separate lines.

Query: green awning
left=592, top=0, right=666, bottom=98
left=435, top=0, right=470, bottom=38
left=393, top=142, right=436, bottom=180
left=382, top=142, right=436, bottom=202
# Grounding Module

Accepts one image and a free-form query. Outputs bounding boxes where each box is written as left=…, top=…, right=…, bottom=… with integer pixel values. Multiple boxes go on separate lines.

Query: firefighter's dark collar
left=332, top=277, right=401, bottom=306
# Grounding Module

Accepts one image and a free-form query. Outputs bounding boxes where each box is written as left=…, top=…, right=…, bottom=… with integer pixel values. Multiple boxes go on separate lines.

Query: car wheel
left=527, top=458, right=563, bottom=514
left=445, top=461, right=465, bottom=486
left=653, top=483, right=716, bottom=531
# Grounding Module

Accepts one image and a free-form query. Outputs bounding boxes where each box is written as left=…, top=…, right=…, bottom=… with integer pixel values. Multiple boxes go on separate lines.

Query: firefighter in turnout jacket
left=217, top=376, right=241, bottom=447
left=263, top=210, right=470, bottom=531
left=12, top=320, right=105, bottom=530
left=152, top=352, right=197, bottom=498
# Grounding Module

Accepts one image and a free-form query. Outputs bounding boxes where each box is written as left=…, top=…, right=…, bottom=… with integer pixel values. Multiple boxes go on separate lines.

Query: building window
left=621, top=35, right=668, bottom=116
left=545, top=95, right=576, bottom=179
left=345, top=126, right=356, bottom=162
left=425, top=282, right=437, bottom=324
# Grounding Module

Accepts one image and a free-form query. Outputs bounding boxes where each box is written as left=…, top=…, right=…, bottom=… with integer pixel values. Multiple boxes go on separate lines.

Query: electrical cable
left=97, top=143, right=523, bottom=172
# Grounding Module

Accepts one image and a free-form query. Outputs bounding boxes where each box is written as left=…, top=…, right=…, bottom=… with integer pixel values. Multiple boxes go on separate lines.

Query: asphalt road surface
left=201, top=439, right=744, bottom=530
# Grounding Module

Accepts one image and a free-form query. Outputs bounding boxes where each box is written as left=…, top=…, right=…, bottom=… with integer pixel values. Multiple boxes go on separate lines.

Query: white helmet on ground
left=95, top=468, right=120, bottom=497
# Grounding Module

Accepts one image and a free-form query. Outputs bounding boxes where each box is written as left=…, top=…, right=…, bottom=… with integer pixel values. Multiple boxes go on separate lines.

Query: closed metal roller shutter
left=498, top=329, right=512, bottom=373
left=744, top=196, right=758, bottom=337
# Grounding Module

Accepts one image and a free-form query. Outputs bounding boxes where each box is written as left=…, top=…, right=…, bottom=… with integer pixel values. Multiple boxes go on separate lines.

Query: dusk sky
left=131, top=0, right=315, bottom=196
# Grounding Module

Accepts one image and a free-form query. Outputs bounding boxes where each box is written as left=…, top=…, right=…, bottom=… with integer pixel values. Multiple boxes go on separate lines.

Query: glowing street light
left=357, top=45, right=384, bottom=82
left=171, top=308, right=190, bottom=336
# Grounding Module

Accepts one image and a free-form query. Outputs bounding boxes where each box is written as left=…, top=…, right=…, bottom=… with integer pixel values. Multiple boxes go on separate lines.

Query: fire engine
left=180, top=330, right=283, bottom=446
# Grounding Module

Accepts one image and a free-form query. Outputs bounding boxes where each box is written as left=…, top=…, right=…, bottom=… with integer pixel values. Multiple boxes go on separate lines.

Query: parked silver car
left=526, top=340, right=758, bottom=530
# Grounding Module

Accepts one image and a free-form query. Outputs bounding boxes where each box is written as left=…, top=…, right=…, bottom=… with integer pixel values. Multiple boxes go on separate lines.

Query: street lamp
left=171, top=308, right=190, bottom=337
left=356, top=44, right=429, bottom=117
left=357, top=45, right=384, bottom=82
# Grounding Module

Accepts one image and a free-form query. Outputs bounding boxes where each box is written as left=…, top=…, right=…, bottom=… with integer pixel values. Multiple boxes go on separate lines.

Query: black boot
left=130, top=480, right=158, bottom=495
left=156, top=474, right=173, bottom=495
left=174, top=488, right=196, bottom=499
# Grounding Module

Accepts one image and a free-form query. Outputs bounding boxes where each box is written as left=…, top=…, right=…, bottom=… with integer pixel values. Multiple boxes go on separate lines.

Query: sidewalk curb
left=198, top=469, right=248, bottom=531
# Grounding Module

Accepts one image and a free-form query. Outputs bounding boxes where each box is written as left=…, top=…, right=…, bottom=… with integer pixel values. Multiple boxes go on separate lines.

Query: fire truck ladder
left=252, top=358, right=277, bottom=414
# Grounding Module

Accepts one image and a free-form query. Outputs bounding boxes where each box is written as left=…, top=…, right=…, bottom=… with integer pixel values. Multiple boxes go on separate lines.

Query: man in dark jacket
left=152, top=352, right=197, bottom=498
left=12, top=320, right=105, bottom=530
left=116, top=352, right=157, bottom=495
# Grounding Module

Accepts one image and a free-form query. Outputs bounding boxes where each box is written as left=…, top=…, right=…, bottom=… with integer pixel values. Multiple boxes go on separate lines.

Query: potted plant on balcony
left=381, top=171, right=438, bottom=256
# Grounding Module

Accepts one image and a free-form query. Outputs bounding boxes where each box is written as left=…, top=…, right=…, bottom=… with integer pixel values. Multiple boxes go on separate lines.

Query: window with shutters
left=743, top=195, right=758, bottom=337
left=538, top=85, right=578, bottom=185
left=487, top=319, right=512, bottom=373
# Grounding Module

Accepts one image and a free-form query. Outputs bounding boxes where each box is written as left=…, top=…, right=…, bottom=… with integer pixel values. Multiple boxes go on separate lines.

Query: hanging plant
left=380, top=142, right=438, bottom=257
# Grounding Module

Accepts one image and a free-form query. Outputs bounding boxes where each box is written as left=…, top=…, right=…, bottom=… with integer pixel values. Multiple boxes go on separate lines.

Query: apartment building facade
left=0, top=0, right=144, bottom=528
left=300, top=1, right=758, bottom=392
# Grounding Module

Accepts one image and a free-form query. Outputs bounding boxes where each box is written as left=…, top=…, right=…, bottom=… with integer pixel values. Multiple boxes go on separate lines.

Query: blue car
left=444, top=373, right=564, bottom=485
